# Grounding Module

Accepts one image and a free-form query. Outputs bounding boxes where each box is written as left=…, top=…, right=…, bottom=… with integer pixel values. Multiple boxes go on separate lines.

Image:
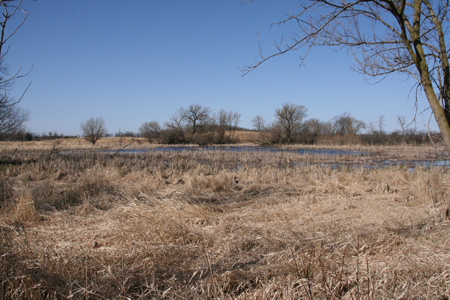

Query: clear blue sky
left=5, top=0, right=437, bottom=136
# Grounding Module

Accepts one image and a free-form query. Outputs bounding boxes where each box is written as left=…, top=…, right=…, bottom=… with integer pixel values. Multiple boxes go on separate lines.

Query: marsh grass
left=1, top=147, right=450, bottom=299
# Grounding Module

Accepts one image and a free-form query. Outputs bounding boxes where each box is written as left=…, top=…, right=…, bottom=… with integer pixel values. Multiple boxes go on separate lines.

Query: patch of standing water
left=104, top=146, right=449, bottom=169
left=114, top=146, right=366, bottom=156
left=318, top=159, right=449, bottom=171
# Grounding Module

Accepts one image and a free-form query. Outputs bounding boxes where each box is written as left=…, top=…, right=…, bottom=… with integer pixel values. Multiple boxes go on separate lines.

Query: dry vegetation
left=1, top=141, right=450, bottom=299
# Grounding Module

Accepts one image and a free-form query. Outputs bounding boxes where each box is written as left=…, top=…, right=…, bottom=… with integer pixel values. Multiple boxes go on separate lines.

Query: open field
left=1, top=143, right=450, bottom=299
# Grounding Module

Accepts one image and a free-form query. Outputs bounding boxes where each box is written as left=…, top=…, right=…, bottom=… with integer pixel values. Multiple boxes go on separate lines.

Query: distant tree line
left=251, top=105, right=438, bottom=146
left=5, top=102, right=439, bottom=146
left=137, top=104, right=242, bottom=145
left=3, top=128, right=78, bottom=141
left=133, top=103, right=438, bottom=146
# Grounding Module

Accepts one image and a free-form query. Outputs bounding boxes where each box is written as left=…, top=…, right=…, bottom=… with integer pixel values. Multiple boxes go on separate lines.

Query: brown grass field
left=1, top=139, right=450, bottom=299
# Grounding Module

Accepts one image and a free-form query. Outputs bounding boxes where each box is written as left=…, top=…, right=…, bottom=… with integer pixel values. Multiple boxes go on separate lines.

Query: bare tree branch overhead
left=0, top=0, right=31, bottom=138
left=241, top=0, right=450, bottom=153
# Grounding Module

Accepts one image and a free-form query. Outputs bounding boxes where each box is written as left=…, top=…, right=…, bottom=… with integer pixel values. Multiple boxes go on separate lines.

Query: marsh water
left=117, top=146, right=364, bottom=155
left=105, top=146, right=449, bottom=169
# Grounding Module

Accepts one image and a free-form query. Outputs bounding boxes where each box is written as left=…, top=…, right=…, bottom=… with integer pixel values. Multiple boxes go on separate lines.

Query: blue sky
left=5, top=0, right=436, bottom=136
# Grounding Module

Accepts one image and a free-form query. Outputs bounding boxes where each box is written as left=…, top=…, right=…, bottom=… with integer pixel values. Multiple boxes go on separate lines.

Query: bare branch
left=81, top=117, right=107, bottom=145
left=0, top=0, right=32, bottom=139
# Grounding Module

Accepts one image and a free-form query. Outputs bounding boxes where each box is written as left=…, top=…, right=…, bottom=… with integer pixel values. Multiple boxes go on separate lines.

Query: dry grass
left=1, top=146, right=450, bottom=299
left=0, top=137, right=153, bottom=151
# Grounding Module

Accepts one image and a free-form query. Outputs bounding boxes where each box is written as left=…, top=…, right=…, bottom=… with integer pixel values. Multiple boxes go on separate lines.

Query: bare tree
left=177, top=104, right=212, bottom=144
left=162, top=112, right=186, bottom=144
left=303, top=118, right=323, bottom=135
left=251, top=115, right=267, bottom=144
left=179, top=104, right=212, bottom=135
left=241, top=0, right=450, bottom=153
left=139, top=121, right=161, bottom=143
left=215, top=109, right=229, bottom=143
left=252, top=115, right=266, bottom=132
left=274, top=103, right=308, bottom=143
left=377, top=115, right=386, bottom=135
left=0, top=0, right=31, bottom=139
left=0, top=96, right=28, bottom=138
left=212, top=110, right=241, bottom=144
left=397, top=116, right=407, bottom=134
left=228, top=111, right=241, bottom=140
left=321, top=121, right=334, bottom=135
left=332, top=112, right=366, bottom=135
left=367, top=121, right=377, bottom=135
left=302, top=118, right=326, bottom=144
left=164, top=112, right=184, bottom=131
left=80, top=117, right=107, bottom=145
left=266, top=121, right=284, bottom=144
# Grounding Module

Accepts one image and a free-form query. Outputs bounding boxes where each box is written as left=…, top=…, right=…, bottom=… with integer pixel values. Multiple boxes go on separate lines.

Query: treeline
left=252, top=108, right=438, bottom=146
left=134, top=103, right=438, bottom=146
left=3, top=103, right=440, bottom=146
left=137, top=104, right=242, bottom=145
left=1, top=129, right=78, bottom=142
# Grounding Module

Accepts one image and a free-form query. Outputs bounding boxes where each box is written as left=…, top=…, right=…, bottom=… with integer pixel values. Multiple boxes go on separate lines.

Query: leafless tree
left=80, top=117, right=107, bottom=145
left=0, top=94, right=28, bottom=137
left=252, top=115, right=266, bottom=132
left=367, top=121, right=377, bottom=135
left=164, top=112, right=184, bottom=131
left=177, top=104, right=213, bottom=144
left=228, top=111, right=241, bottom=140
left=266, top=121, right=284, bottom=144
left=397, top=116, right=407, bottom=134
left=332, top=112, right=366, bottom=135
left=302, top=118, right=326, bottom=144
left=378, top=115, right=386, bottom=135
left=139, top=121, right=161, bottom=143
left=241, top=0, right=450, bottom=153
left=303, top=118, right=323, bottom=135
left=397, top=115, right=408, bottom=142
left=321, top=121, right=334, bottom=135
left=212, top=110, right=241, bottom=144
left=0, top=0, right=31, bottom=139
left=251, top=115, right=267, bottom=144
left=274, top=103, right=308, bottom=143
left=162, top=112, right=186, bottom=144
left=215, top=109, right=229, bottom=143
left=179, top=104, right=212, bottom=136
left=396, top=114, right=419, bottom=142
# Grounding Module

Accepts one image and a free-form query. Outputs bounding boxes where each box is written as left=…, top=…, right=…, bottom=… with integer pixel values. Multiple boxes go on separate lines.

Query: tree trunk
left=423, top=83, right=450, bottom=154
left=410, top=0, right=450, bottom=155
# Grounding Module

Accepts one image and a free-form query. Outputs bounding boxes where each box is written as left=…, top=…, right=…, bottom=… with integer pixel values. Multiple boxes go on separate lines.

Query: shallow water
left=114, top=146, right=365, bottom=156
left=317, top=159, right=449, bottom=170
left=103, top=146, right=449, bottom=169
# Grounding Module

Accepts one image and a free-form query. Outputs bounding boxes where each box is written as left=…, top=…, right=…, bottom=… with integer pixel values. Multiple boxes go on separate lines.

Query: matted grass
left=1, top=147, right=449, bottom=299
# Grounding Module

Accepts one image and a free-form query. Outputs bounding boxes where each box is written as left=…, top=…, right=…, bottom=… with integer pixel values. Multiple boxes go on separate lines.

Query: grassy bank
left=1, top=147, right=450, bottom=299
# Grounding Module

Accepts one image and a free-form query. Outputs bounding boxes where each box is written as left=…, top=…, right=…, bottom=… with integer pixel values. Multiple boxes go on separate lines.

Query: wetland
left=1, top=139, right=450, bottom=299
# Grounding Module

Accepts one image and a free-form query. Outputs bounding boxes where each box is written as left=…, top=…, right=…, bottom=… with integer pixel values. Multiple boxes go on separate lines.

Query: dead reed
left=1, top=147, right=449, bottom=299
